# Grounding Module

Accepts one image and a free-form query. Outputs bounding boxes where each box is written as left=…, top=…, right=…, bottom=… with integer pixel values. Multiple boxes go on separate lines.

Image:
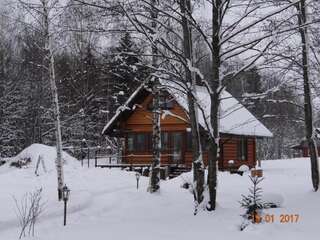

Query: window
left=186, top=132, right=192, bottom=150
left=127, top=133, right=150, bottom=152
left=136, top=133, right=146, bottom=152
left=128, top=133, right=134, bottom=152
left=237, top=138, right=248, bottom=161
left=186, top=132, right=208, bottom=151
left=201, top=136, right=209, bottom=151
left=161, top=132, right=170, bottom=151
left=147, top=94, right=174, bottom=110
left=160, top=95, right=174, bottom=109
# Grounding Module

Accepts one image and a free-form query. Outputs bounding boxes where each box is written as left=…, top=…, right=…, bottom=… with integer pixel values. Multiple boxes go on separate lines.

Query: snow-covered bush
left=238, top=164, right=249, bottom=173
left=10, top=157, right=31, bottom=168
left=263, top=193, right=284, bottom=208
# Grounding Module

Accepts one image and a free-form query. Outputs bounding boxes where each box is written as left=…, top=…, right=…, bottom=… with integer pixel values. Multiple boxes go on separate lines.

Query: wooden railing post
left=80, top=145, right=83, bottom=167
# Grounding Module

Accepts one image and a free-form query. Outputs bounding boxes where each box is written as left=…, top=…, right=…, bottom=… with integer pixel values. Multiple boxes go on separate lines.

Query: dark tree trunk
left=207, top=0, right=222, bottom=211
left=149, top=0, right=161, bottom=193
left=297, top=0, right=319, bottom=191
left=179, top=0, right=204, bottom=208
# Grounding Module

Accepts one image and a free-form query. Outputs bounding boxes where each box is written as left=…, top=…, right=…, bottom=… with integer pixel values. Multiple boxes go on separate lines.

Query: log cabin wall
left=301, top=147, right=320, bottom=157
left=121, top=93, right=257, bottom=170
left=183, top=136, right=256, bottom=170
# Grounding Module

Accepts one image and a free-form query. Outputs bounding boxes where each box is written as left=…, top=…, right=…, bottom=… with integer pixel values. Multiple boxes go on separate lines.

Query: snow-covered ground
left=0, top=144, right=319, bottom=240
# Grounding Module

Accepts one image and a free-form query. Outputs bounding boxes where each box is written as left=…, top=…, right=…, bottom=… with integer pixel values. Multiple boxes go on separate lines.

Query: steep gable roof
left=102, top=83, right=273, bottom=138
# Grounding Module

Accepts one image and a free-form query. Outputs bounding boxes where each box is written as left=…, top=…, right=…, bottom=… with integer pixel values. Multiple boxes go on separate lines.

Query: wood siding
left=301, top=147, right=320, bottom=157
left=124, top=94, right=189, bottom=130
left=120, top=93, right=257, bottom=170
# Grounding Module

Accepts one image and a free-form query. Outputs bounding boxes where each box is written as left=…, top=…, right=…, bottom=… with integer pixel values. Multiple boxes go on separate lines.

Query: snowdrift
left=7, top=143, right=79, bottom=172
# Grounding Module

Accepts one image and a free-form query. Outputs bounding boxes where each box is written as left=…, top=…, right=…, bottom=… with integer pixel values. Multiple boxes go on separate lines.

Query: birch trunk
left=148, top=0, right=161, bottom=193
left=297, top=0, right=319, bottom=191
left=179, top=0, right=204, bottom=208
left=42, top=0, right=64, bottom=200
left=207, top=0, right=222, bottom=211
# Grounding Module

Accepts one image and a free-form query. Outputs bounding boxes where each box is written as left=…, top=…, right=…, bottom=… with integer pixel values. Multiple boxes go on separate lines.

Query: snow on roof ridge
left=103, top=81, right=273, bottom=137
left=161, top=80, right=272, bottom=137
left=102, top=84, right=145, bottom=134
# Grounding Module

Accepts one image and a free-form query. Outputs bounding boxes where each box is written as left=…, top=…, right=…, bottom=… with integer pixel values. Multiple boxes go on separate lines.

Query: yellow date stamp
left=260, top=214, right=300, bottom=223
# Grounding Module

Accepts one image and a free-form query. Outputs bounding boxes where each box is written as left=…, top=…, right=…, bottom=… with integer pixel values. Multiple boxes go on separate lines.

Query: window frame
left=237, top=137, right=248, bottom=161
left=147, top=94, right=175, bottom=110
left=126, top=132, right=151, bottom=152
left=161, top=132, right=170, bottom=152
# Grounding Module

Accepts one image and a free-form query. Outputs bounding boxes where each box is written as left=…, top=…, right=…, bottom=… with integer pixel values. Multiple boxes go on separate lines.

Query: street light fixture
left=62, top=185, right=70, bottom=226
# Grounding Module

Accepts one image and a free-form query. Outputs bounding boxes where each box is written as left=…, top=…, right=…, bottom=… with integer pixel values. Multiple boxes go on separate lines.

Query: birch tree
left=17, top=0, right=65, bottom=200
left=41, top=0, right=65, bottom=200
left=148, top=0, right=161, bottom=193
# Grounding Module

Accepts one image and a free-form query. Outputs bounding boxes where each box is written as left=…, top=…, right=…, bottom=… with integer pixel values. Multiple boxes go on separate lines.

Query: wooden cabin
left=292, top=140, right=320, bottom=157
left=103, top=83, right=272, bottom=171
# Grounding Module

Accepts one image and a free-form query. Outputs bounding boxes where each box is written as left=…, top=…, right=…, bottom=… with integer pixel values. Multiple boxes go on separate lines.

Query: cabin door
left=171, top=132, right=184, bottom=165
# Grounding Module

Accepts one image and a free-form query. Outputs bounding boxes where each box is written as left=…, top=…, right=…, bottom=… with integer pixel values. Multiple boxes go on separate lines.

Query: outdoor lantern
left=62, top=185, right=70, bottom=202
left=62, top=185, right=70, bottom=226
left=135, top=172, right=141, bottom=189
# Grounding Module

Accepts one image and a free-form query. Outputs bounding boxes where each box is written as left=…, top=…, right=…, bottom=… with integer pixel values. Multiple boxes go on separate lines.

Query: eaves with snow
left=102, top=81, right=273, bottom=138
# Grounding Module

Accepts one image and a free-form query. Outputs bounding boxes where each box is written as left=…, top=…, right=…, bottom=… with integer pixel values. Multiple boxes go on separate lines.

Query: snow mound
left=264, top=193, right=284, bottom=207
left=238, top=164, right=250, bottom=172
left=9, top=144, right=79, bottom=172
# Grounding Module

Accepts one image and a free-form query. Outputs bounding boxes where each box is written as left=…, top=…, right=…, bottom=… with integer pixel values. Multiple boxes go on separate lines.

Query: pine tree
left=56, top=44, right=109, bottom=148
left=0, top=35, right=29, bottom=156
left=20, top=30, right=53, bottom=146
left=108, top=32, right=147, bottom=111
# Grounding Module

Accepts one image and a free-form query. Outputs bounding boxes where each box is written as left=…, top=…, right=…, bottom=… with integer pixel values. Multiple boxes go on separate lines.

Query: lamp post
left=135, top=172, right=141, bottom=190
left=62, top=185, right=70, bottom=226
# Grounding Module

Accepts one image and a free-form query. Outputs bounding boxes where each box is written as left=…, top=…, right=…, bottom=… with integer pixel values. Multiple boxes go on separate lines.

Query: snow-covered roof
left=102, top=84, right=145, bottom=134
left=103, top=82, right=273, bottom=138
left=166, top=84, right=272, bottom=137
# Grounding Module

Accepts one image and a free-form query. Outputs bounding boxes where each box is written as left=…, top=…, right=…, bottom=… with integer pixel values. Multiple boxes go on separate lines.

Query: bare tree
left=179, top=0, right=205, bottom=211
left=13, top=188, right=45, bottom=239
left=185, top=0, right=307, bottom=210
left=259, top=0, right=320, bottom=190
left=296, top=0, right=319, bottom=191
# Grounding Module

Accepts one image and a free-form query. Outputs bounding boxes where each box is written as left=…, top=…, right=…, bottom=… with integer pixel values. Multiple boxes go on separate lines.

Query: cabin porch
left=118, top=131, right=257, bottom=171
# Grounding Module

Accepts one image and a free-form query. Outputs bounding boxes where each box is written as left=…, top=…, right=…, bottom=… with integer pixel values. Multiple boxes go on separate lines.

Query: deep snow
left=0, top=147, right=319, bottom=240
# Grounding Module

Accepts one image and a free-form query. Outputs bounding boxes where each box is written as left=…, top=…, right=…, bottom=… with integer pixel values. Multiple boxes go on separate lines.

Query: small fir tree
left=240, top=176, right=264, bottom=230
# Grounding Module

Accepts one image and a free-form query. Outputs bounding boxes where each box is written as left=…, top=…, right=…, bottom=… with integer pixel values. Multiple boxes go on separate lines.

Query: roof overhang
left=102, top=82, right=273, bottom=138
